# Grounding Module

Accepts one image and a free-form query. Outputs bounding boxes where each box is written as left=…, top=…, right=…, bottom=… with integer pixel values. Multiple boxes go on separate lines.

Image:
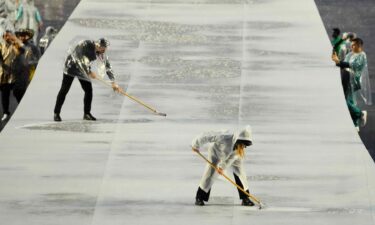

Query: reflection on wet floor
left=70, top=18, right=206, bottom=44
left=324, top=208, right=366, bottom=215
left=248, top=175, right=287, bottom=181
left=19, top=121, right=111, bottom=133
left=18, top=119, right=153, bottom=133
left=6, top=193, right=95, bottom=216
left=4, top=194, right=366, bottom=217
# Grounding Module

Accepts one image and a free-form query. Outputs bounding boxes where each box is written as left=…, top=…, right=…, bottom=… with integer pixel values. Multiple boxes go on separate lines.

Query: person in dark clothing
left=53, top=38, right=121, bottom=122
left=331, top=28, right=340, bottom=44
left=19, top=28, right=40, bottom=82
left=13, top=29, right=30, bottom=102
left=12, top=53, right=28, bottom=102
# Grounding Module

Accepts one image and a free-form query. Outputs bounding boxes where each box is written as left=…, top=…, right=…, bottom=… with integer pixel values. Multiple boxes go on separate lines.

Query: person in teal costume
left=15, top=0, right=43, bottom=44
left=331, top=28, right=347, bottom=61
left=332, top=38, right=372, bottom=130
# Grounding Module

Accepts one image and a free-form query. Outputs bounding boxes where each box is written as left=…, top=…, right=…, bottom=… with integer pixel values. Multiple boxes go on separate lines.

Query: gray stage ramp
left=0, top=0, right=374, bottom=224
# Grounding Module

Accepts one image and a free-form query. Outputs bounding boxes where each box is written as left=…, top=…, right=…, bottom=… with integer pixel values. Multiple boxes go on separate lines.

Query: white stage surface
left=0, top=0, right=374, bottom=224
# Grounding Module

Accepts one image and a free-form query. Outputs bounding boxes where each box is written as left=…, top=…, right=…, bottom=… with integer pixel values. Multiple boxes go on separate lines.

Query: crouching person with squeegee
left=192, top=125, right=256, bottom=207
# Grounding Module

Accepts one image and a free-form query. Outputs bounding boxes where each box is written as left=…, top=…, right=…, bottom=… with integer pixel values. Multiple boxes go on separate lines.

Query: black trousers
left=0, top=83, right=14, bottom=114
left=54, top=74, right=93, bottom=114
left=341, top=69, right=350, bottom=99
left=233, top=173, right=250, bottom=200
left=196, top=173, right=249, bottom=201
left=13, top=87, right=27, bottom=103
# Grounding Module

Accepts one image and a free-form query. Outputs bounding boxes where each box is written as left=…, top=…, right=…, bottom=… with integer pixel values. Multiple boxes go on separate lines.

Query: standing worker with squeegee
left=53, top=38, right=122, bottom=122
left=192, top=125, right=261, bottom=207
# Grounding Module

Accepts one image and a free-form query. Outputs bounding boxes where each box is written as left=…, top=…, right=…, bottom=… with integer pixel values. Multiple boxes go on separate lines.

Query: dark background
left=1, top=0, right=374, bottom=161
left=35, top=0, right=81, bottom=30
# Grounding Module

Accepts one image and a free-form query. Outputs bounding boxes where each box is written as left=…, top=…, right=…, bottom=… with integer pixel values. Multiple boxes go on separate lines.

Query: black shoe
left=242, top=198, right=254, bottom=206
left=54, top=113, right=62, bottom=122
left=195, top=198, right=205, bottom=206
left=83, top=113, right=96, bottom=121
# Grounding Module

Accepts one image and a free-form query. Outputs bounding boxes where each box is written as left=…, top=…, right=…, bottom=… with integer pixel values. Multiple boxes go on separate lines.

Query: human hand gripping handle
left=192, top=147, right=223, bottom=175
left=192, top=147, right=200, bottom=153
left=89, top=72, right=97, bottom=79
left=111, top=82, right=123, bottom=93
left=331, top=51, right=340, bottom=64
left=216, top=167, right=224, bottom=175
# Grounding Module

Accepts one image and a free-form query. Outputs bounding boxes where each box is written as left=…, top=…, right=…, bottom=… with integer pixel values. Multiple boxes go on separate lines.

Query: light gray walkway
left=0, top=0, right=374, bottom=224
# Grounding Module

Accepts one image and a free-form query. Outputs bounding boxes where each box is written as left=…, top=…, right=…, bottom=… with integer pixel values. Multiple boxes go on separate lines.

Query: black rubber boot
left=195, top=187, right=210, bottom=206
left=83, top=113, right=96, bottom=121
left=242, top=198, right=255, bottom=206
left=195, top=198, right=205, bottom=206
left=54, top=113, right=62, bottom=122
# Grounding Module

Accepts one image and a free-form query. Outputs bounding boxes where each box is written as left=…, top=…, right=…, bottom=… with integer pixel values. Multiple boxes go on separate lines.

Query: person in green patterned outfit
left=331, top=28, right=350, bottom=97
left=332, top=38, right=372, bottom=131
left=331, top=28, right=347, bottom=61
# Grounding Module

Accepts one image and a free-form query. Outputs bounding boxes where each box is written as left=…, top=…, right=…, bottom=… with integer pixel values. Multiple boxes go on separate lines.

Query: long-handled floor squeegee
left=95, top=77, right=167, bottom=117
left=195, top=150, right=264, bottom=209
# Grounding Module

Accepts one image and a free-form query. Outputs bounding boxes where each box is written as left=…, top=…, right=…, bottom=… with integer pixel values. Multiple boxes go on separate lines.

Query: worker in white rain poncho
left=332, top=37, right=372, bottom=131
left=53, top=38, right=122, bottom=122
left=15, top=0, right=43, bottom=44
left=192, top=125, right=255, bottom=206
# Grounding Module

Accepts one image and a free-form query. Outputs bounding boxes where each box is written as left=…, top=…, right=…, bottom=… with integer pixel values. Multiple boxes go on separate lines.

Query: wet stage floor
left=0, top=0, right=374, bottom=224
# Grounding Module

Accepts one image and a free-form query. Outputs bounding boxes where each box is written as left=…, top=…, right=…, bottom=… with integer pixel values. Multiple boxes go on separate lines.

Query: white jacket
left=192, top=125, right=252, bottom=169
